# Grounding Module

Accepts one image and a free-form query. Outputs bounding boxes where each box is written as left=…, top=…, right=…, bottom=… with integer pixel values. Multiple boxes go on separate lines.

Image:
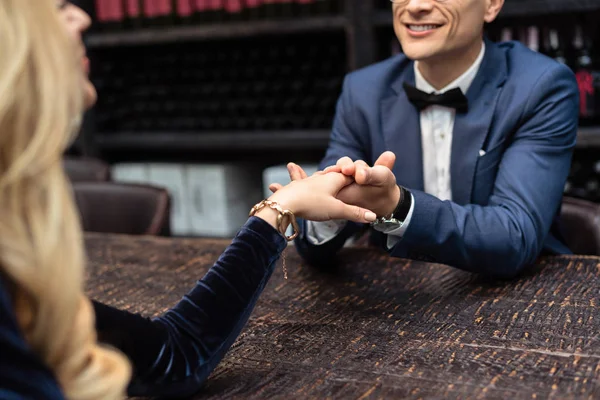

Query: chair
left=73, top=182, right=171, bottom=236
left=560, top=196, right=600, bottom=256
left=63, top=156, right=111, bottom=183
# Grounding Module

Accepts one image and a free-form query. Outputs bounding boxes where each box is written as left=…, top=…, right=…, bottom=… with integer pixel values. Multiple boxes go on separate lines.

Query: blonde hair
left=0, top=0, right=131, bottom=398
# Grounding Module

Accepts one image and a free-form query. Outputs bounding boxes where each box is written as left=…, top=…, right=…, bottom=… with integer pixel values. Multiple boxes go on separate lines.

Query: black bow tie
left=403, top=82, right=469, bottom=113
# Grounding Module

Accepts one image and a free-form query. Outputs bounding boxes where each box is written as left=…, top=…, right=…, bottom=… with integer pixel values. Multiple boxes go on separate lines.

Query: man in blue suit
left=292, top=0, right=579, bottom=277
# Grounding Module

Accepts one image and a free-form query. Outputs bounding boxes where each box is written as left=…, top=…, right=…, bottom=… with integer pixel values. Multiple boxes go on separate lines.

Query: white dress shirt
left=306, top=42, right=486, bottom=248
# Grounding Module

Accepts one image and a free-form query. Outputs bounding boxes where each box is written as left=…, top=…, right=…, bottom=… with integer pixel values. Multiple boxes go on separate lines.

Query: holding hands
left=327, top=151, right=401, bottom=218
left=254, top=165, right=379, bottom=237
left=267, top=151, right=401, bottom=227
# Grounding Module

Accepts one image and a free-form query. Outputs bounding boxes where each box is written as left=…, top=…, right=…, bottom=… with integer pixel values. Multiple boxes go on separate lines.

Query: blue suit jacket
left=295, top=38, right=579, bottom=278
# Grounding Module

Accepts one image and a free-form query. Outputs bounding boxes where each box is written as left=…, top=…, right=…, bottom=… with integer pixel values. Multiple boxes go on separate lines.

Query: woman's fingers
left=331, top=200, right=377, bottom=223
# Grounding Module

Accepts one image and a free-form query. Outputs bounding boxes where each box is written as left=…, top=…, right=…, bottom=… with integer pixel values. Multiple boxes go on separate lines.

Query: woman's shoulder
left=0, top=275, right=66, bottom=399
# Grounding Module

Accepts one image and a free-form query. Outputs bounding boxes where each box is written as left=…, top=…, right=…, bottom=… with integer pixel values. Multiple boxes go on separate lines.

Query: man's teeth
left=409, top=25, right=439, bottom=32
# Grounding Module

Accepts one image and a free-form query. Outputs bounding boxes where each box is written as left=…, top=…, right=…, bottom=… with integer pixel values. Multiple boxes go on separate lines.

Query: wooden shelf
left=373, top=0, right=600, bottom=27
left=94, top=127, right=600, bottom=152
left=94, top=130, right=331, bottom=151
left=85, top=16, right=348, bottom=48
left=576, top=127, right=600, bottom=148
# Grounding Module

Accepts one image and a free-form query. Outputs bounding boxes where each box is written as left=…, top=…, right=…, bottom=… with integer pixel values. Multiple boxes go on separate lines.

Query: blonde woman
left=0, top=1, right=378, bottom=399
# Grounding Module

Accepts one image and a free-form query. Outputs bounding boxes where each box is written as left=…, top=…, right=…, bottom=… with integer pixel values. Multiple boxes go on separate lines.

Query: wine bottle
left=573, top=25, right=599, bottom=125
left=499, top=26, right=512, bottom=43
left=546, top=28, right=568, bottom=66
left=206, top=0, right=225, bottom=21
left=124, top=0, right=144, bottom=29
left=526, top=26, right=539, bottom=53
left=175, top=0, right=194, bottom=24
left=224, top=0, right=243, bottom=21
left=141, top=0, right=159, bottom=26
left=245, top=0, right=262, bottom=20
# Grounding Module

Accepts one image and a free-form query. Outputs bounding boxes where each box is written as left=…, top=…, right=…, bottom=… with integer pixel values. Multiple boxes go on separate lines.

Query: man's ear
left=483, top=0, right=505, bottom=23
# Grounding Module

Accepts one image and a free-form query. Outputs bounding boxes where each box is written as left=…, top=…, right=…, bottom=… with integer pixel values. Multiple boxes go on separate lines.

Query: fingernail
left=365, top=211, right=377, bottom=222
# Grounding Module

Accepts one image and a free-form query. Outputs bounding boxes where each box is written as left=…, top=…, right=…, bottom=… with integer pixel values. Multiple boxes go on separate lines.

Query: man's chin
left=400, top=46, right=443, bottom=63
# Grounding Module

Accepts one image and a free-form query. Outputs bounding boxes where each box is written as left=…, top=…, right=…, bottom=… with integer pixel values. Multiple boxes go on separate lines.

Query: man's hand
left=329, top=152, right=400, bottom=218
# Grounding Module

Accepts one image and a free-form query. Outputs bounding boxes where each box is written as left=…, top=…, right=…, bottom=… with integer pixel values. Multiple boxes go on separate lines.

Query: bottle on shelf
left=175, top=0, right=194, bottom=24
left=123, top=0, right=143, bottom=29
left=95, top=0, right=126, bottom=31
left=573, top=24, right=599, bottom=125
left=261, top=0, right=281, bottom=19
left=205, top=0, right=225, bottom=22
left=526, top=26, right=539, bottom=53
left=141, top=0, right=159, bottom=26
left=500, top=27, right=512, bottom=42
left=244, top=0, right=262, bottom=20
left=223, top=0, right=243, bottom=21
left=154, top=0, right=175, bottom=26
left=545, top=28, right=569, bottom=66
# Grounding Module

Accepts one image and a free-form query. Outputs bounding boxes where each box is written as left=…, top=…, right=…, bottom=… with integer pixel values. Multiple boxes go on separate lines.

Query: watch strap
left=390, top=186, right=412, bottom=222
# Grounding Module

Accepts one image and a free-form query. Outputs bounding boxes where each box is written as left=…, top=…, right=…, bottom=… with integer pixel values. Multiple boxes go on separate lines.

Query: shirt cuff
left=386, top=193, right=415, bottom=249
left=305, top=219, right=347, bottom=245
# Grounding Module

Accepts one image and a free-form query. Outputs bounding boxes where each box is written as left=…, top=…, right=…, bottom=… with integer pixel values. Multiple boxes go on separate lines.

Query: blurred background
left=66, top=0, right=600, bottom=240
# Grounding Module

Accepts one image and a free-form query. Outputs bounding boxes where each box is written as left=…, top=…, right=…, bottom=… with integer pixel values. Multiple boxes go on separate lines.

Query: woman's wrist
left=249, top=198, right=299, bottom=241
left=267, top=191, right=300, bottom=218
left=254, top=207, right=290, bottom=233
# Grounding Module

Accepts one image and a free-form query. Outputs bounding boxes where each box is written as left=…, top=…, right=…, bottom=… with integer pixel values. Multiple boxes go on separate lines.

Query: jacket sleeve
left=93, top=216, right=286, bottom=398
left=390, top=63, right=578, bottom=278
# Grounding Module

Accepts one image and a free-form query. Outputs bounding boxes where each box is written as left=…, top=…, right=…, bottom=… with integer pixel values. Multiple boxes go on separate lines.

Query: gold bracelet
left=249, top=200, right=300, bottom=280
left=249, top=200, right=300, bottom=241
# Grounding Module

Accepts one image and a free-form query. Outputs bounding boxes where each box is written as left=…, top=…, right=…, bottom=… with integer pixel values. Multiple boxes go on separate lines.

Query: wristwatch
left=371, top=186, right=412, bottom=234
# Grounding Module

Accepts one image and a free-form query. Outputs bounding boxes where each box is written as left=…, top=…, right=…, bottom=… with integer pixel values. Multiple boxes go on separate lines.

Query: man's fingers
left=355, top=165, right=394, bottom=186
left=269, top=183, right=283, bottom=193
left=374, top=151, right=396, bottom=170
left=287, top=163, right=307, bottom=181
left=336, top=156, right=355, bottom=176
left=354, top=160, right=369, bottom=169
left=297, top=164, right=309, bottom=179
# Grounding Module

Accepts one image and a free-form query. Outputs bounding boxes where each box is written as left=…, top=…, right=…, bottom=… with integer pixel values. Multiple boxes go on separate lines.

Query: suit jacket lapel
left=450, top=38, right=508, bottom=205
left=381, top=63, right=424, bottom=191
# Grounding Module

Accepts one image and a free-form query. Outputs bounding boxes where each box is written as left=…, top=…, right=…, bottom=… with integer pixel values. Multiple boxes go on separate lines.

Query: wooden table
left=84, top=233, right=600, bottom=399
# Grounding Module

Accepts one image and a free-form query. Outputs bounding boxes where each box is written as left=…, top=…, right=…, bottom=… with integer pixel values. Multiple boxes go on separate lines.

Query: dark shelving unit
left=93, top=130, right=332, bottom=151
left=83, top=0, right=600, bottom=163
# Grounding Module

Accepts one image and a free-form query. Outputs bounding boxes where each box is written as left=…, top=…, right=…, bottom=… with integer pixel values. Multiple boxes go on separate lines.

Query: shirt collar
left=414, top=41, right=485, bottom=95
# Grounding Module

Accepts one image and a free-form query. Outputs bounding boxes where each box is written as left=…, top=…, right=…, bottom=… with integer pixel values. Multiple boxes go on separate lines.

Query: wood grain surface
left=84, top=233, right=600, bottom=400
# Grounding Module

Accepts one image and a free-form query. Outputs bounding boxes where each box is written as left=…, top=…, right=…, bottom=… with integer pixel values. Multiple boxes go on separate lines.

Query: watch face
left=373, top=220, right=402, bottom=234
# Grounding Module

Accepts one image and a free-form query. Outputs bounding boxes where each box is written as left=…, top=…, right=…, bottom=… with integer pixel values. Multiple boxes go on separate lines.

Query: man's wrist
left=392, top=186, right=412, bottom=222
left=382, top=185, right=412, bottom=221
left=382, top=185, right=402, bottom=218
left=371, top=186, right=412, bottom=233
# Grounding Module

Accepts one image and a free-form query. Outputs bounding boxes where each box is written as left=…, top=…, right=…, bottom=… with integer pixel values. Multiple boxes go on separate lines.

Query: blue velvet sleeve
left=92, top=216, right=286, bottom=398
